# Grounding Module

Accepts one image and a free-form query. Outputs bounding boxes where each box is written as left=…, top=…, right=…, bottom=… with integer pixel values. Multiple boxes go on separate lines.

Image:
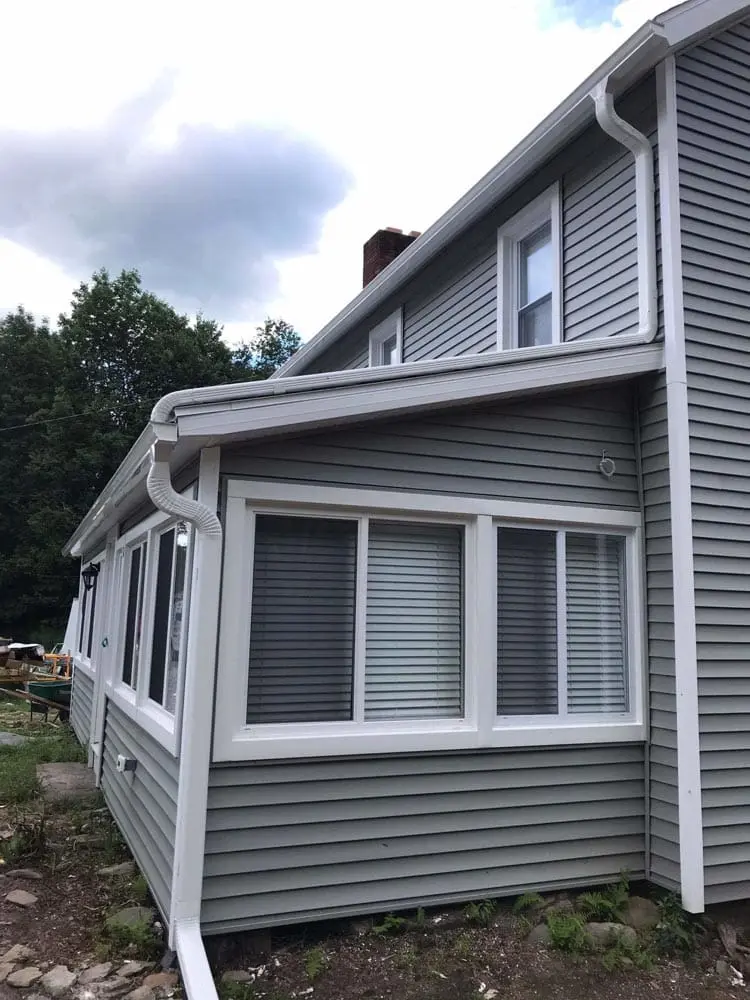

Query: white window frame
left=72, top=549, right=106, bottom=678
left=106, top=494, right=196, bottom=754
left=497, top=183, right=562, bottom=351
left=368, top=308, right=403, bottom=367
left=214, top=480, right=644, bottom=761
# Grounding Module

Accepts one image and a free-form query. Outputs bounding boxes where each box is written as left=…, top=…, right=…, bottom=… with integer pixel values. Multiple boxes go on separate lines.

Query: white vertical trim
left=474, top=515, right=496, bottom=738
left=657, top=54, right=704, bottom=914
left=550, top=181, right=563, bottom=345
left=90, top=528, right=118, bottom=779
left=169, top=446, right=223, bottom=940
left=353, top=517, right=369, bottom=722
left=556, top=530, right=568, bottom=717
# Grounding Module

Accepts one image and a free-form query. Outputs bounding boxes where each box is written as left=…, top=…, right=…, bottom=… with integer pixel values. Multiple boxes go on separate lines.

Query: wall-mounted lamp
left=81, top=562, right=100, bottom=592
left=176, top=523, right=189, bottom=549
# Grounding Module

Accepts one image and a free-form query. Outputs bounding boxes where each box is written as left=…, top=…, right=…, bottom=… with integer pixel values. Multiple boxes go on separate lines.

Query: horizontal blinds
left=247, top=515, right=356, bottom=724
left=497, top=527, right=557, bottom=715
left=365, top=521, right=463, bottom=719
left=566, top=533, right=627, bottom=714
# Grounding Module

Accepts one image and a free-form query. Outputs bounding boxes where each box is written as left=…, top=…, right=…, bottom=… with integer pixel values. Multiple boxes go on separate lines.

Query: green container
left=26, top=679, right=72, bottom=705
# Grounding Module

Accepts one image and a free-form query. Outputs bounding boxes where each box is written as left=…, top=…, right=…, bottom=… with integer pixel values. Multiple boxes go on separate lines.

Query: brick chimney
left=363, top=227, right=421, bottom=287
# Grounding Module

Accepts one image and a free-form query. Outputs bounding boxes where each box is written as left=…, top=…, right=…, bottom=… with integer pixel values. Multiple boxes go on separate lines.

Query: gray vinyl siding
left=638, top=375, right=679, bottom=891
left=202, top=745, right=646, bottom=933
left=70, top=667, right=94, bottom=746
left=100, top=700, right=178, bottom=921
left=296, top=77, right=655, bottom=376
left=222, top=384, right=639, bottom=510
left=677, top=19, right=750, bottom=904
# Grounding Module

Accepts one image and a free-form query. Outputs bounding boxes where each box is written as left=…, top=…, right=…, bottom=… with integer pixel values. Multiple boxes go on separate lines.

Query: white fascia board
left=657, top=0, right=750, bottom=48
left=175, top=342, right=664, bottom=441
left=275, top=26, right=668, bottom=379
left=64, top=424, right=157, bottom=557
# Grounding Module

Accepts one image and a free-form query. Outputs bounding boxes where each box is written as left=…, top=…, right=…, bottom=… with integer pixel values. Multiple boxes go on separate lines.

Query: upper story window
left=369, top=308, right=403, bottom=367
left=497, top=183, right=561, bottom=350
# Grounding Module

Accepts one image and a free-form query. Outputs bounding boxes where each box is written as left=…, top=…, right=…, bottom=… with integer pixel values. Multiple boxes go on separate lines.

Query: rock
left=623, top=896, right=661, bottom=932
left=0, top=964, right=15, bottom=983
left=222, top=970, right=253, bottom=983
left=585, top=922, right=637, bottom=948
left=6, top=966, right=43, bottom=987
left=527, top=924, right=551, bottom=947
left=6, top=869, right=43, bottom=880
left=106, top=906, right=156, bottom=932
left=0, top=945, right=35, bottom=964
left=5, top=889, right=38, bottom=907
left=36, top=762, right=96, bottom=801
left=125, top=987, right=155, bottom=1000
left=549, top=899, right=575, bottom=916
left=0, top=732, right=27, bottom=746
left=116, top=961, right=151, bottom=979
left=717, top=959, right=732, bottom=978
left=97, top=978, right=134, bottom=996
left=142, top=972, right=178, bottom=988
left=97, top=862, right=136, bottom=877
left=78, top=962, right=113, bottom=984
left=39, top=966, right=77, bottom=996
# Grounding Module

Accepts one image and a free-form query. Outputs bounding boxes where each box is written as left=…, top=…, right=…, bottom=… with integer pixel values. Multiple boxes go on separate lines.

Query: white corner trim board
left=656, top=54, right=704, bottom=914
left=147, top=444, right=223, bottom=1000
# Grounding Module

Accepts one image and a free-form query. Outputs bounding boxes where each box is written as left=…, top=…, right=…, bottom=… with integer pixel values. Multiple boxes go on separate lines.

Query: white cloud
left=0, top=0, right=666, bottom=341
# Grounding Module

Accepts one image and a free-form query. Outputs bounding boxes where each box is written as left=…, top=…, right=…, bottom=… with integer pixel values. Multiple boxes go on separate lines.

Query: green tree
left=231, top=318, right=302, bottom=381
left=0, top=269, right=301, bottom=640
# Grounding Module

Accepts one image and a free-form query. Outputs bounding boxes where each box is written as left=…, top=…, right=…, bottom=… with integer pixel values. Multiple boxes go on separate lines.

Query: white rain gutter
left=591, top=80, right=658, bottom=342
left=147, top=440, right=222, bottom=1000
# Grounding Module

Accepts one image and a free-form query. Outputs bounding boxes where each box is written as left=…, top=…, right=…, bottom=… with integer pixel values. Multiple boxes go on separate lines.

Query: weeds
left=650, top=893, right=698, bottom=957
left=217, top=983, right=257, bottom=1000
left=602, top=936, right=655, bottom=972
left=464, top=899, right=497, bottom=928
left=373, top=913, right=408, bottom=937
left=304, top=946, right=327, bottom=982
left=512, top=891, right=545, bottom=915
left=130, top=873, right=151, bottom=906
left=0, top=727, right=85, bottom=804
left=1, top=812, right=47, bottom=863
left=546, top=913, right=590, bottom=954
left=414, top=906, right=427, bottom=928
left=97, top=916, right=162, bottom=962
left=577, top=871, right=630, bottom=922
left=452, top=930, right=474, bottom=959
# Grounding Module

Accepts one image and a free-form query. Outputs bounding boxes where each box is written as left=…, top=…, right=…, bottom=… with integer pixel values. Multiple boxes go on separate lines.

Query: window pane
left=365, top=522, right=463, bottom=720
left=122, top=545, right=145, bottom=687
left=86, top=573, right=98, bottom=659
left=247, top=515, right=357, bottom=723
left=566, top=534, right=628, bottom=714
left=382, top=335, right=398, bottom=365
left=164, top=530, right=189, bottom=714
left=519, top=223, right=552, bottom=306
left=149, top=530, right=175, bottom=704
left=518, top=294, right=552, bottom=348
left=497, top=527, right=557, bottom=715
left=78, top=586, right=88, bottom=655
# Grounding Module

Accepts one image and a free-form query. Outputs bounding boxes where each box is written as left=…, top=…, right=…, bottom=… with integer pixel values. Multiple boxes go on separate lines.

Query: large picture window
left=216, top=481, right=643, bottom=761
left=246, top=514, right=464, bottom=725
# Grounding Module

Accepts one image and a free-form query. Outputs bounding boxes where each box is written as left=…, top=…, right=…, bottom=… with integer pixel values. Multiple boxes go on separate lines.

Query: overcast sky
left=0, top=0, right=664, bottom=344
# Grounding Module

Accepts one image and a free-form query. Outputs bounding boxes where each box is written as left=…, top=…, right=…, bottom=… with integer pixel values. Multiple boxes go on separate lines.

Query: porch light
left=176, top=523, right=189, bottom=548
left=81, top=562, right=100, bottom=592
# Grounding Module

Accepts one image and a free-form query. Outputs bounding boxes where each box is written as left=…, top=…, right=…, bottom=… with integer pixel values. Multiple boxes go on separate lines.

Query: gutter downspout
left=591, top=80, right=658, bottom=342
left=147, top=439, right=222, bottom=1000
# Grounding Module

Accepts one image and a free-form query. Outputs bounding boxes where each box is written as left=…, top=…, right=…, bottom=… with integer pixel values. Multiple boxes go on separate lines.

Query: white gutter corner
left=591, top=80, right=658, bottom=342
left=147, top=438, right=223, bottom=1000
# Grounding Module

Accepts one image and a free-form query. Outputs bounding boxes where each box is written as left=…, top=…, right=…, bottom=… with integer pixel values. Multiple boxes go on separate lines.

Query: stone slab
left=36, top=762, right=95, bottom=801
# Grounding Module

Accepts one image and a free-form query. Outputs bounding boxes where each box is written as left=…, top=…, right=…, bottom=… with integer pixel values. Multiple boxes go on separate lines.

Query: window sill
left=212, top=720, right=645, bottom=761
left=108, top=684, right=178, bottom=756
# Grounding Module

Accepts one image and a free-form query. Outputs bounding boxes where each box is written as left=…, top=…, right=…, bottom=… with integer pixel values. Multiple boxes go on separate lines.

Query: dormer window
left=368, top=308, right=403, bottom=366
left=497, top=183, right=561, bottom=350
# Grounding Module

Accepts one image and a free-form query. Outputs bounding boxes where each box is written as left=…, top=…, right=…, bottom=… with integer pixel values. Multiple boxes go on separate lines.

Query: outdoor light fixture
left=176, top=523, right=189, bottom=549
left=81, top=562, right=100, bottom=592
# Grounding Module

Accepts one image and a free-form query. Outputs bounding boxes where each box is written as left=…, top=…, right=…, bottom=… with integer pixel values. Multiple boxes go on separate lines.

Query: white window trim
left=106, top=490, right=196, bottom=755
left=214, top=479, right=644, bottom=761
left=368, top=307, right=403, bottom=367
left=497, top=183, right=562, bottom=351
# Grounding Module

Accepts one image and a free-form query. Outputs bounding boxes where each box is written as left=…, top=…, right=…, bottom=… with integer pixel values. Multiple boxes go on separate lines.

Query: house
left=64, top=1, right=750, bottom=995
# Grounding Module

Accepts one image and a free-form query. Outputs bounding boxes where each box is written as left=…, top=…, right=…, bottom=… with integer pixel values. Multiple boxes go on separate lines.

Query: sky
left=0, top=0, right=666, bottom=346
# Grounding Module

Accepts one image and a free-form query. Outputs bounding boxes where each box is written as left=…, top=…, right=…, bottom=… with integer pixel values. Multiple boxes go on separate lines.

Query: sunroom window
left=246, top=514, right=464, bottom=724
left=121, top=542, right=147, bottom=688
left=148, top=523, right=190, bottom=714
left=497, top=526, right=628, bottom=719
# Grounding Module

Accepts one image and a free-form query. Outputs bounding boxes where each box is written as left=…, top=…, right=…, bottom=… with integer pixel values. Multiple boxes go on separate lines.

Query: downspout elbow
left=146, top=438, right=221, bottom=537
left=591, top=81, right=658, bottom=343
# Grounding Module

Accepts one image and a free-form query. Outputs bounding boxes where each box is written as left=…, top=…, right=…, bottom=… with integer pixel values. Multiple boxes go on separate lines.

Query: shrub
left=304, top=946, right=327, bottom=982
left=650, top=893, right=698, bottom=957
left=373, top=913, right=408, bottom=937
left=512, top=891, right=545, bottom=915
left=577, top=871, right=630, bottom=922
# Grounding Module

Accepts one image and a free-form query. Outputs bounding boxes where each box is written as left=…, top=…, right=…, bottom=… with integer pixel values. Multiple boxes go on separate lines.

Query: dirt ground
left=0, top=694, right=745, bottom=1000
